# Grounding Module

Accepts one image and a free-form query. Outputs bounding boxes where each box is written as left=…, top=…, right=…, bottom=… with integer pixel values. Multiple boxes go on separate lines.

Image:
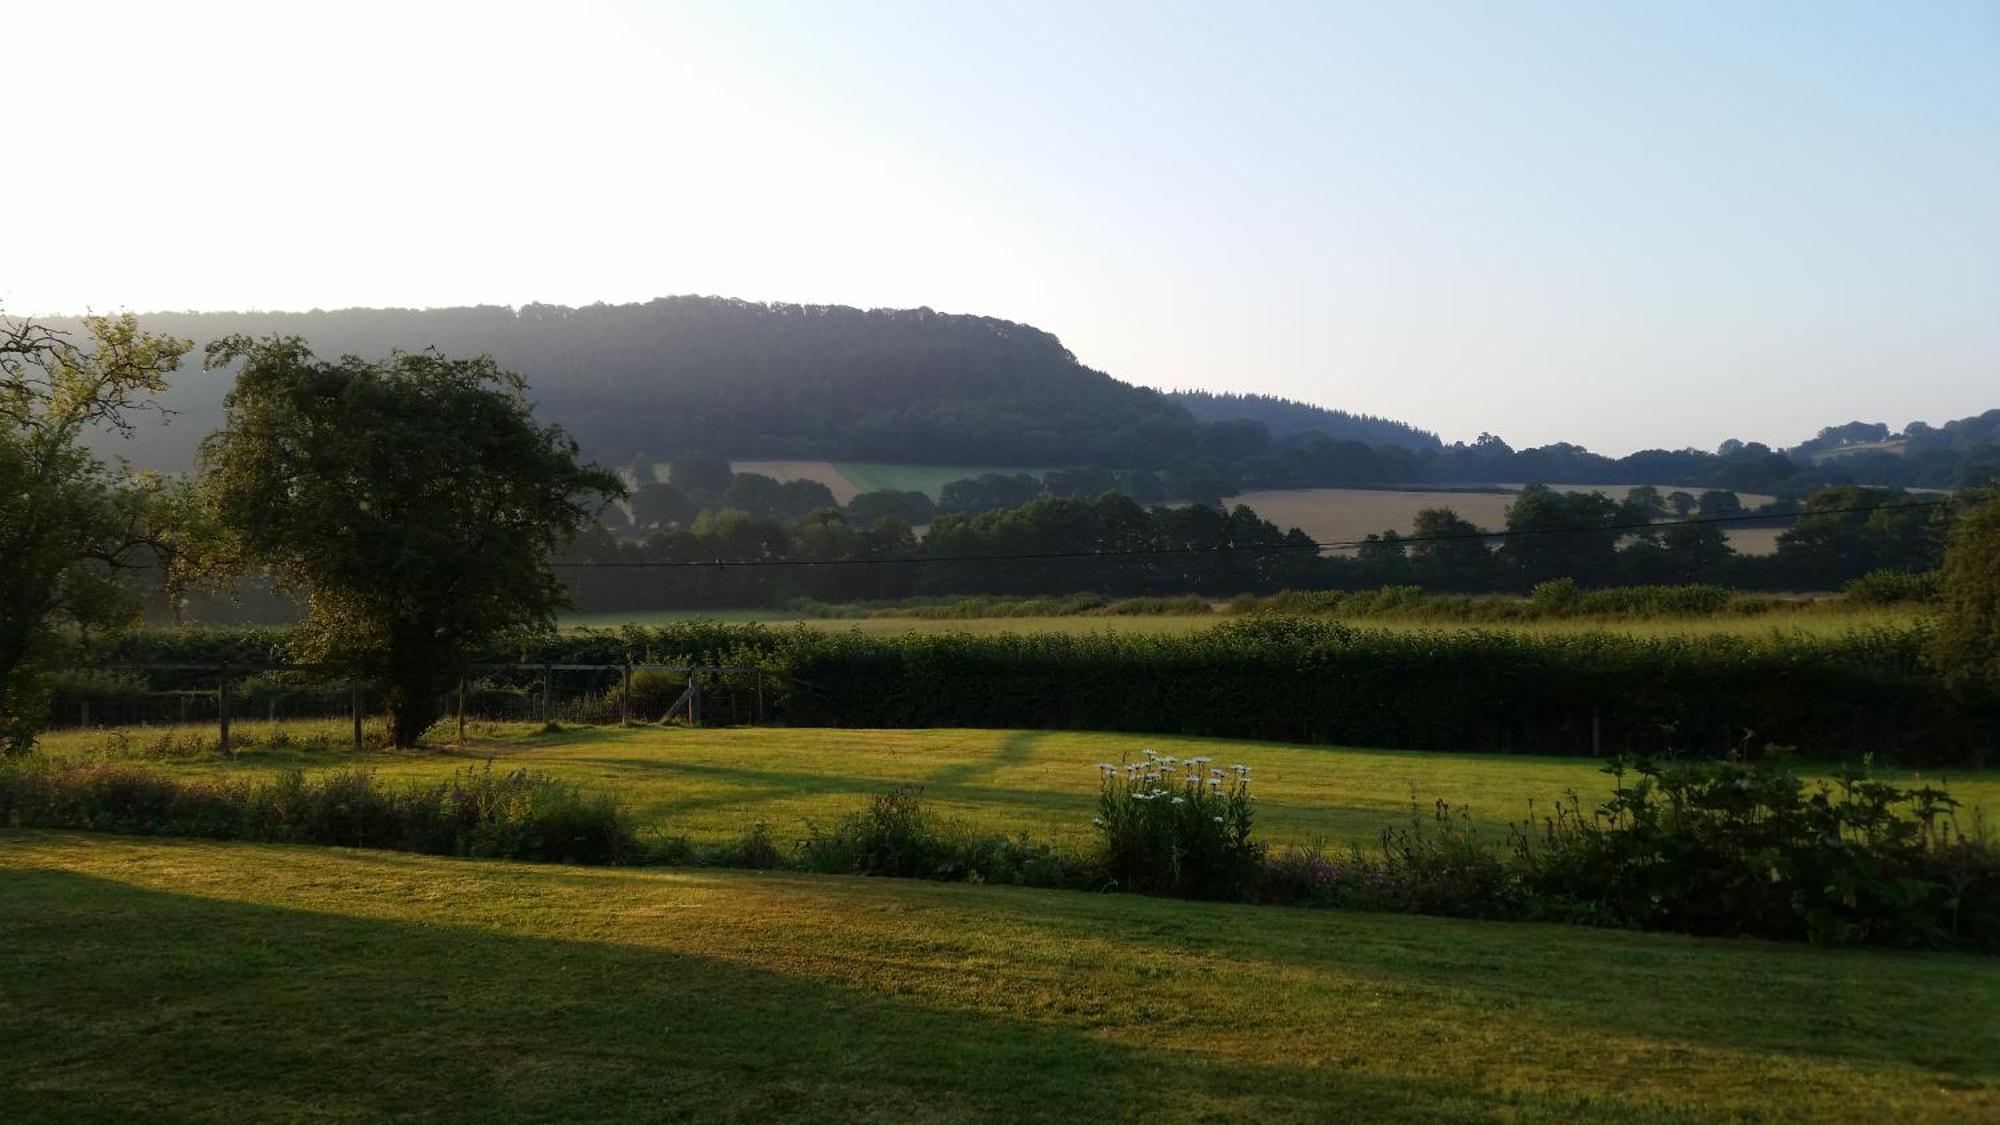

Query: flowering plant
left=1093, top=748, right=1260, bottom=898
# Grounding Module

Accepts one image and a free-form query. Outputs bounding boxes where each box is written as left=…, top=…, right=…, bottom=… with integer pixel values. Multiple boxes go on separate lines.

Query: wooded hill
left=1167, top=390, right=1441, bottom=451
left=70, top=299, right=1203, bottom=471
left=48, top=297, right=1999, bottom=493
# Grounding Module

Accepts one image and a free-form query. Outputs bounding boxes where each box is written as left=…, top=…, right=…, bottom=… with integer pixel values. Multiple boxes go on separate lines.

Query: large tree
left=199, top=337, right=622, bottom=747
left=1, top=314, right=192, bottom=752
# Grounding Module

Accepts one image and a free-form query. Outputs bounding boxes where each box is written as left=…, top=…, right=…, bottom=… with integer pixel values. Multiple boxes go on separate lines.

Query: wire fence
left=45, top=662, right=773, bottom=751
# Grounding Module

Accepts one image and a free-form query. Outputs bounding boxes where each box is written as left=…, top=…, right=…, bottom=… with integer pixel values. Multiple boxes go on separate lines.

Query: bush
left=798, top=785, right=1071, bottom=886
left=0, top=759, right=636, bottom=864
left=1510, top=756, right=1998, bottom=950
left=1093, top=750, right=1260, bottom=899
left=1845, top=569, right=1943, bottom=606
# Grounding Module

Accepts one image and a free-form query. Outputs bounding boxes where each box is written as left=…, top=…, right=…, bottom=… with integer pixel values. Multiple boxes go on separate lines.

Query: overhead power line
left=548, top=498, right=1951, bottom=570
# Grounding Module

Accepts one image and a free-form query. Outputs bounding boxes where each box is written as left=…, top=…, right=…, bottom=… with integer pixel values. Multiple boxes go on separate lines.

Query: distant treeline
left=61, top=298, right=2000, bottom=494
left=1786, top=414, right=2000, bottom=488
left=553, top=483, right=1953, bottom=612
left=1166, top=390, right=1441, bottom=450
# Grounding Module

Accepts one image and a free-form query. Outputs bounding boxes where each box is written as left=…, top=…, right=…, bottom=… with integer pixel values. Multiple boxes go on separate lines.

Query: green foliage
left=1264, top=802, right=1520, bottom=919
left=93, top=615, right=1997, bottom=765
left=0, top=760, right=635, bottom=863
left=844, top=488, right=935, bottom=527
left=798, top=786, right=1069, bottom=886
left=1931, top=493, right=2000, bottom=694
left=198, top=336, right=622, bottom=746
left=1093, top=751, right=1259, bottom=899
left=775, top=619, right=1989, bottom=764
left=1845, top=568, right=1944, bottom=605
left=1511, top=756, right=1997, bottom=949
left=0, top=315, right=192, bottom=753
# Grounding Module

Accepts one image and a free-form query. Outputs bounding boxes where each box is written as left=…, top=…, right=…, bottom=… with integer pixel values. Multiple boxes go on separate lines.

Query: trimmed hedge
left=92, top=619, right=1997, bottom=764
left=773, top=620, right=1991, bottom=765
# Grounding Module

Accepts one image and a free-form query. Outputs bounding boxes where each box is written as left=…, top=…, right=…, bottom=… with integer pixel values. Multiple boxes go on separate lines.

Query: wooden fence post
left=457, top=678, right=467, bottom=746
left=620, top=663, right=632, bottom=726
left=178, top=693, right=188, bottom=727
left=218, top=668, right=234, bottom=759
left=754, top=669, right=765, bottom=725
left=80, top=700, right=90, bottom=729
left=689, top=673, right=702, bottom=728
left=542, top=662, right=553, bottom=722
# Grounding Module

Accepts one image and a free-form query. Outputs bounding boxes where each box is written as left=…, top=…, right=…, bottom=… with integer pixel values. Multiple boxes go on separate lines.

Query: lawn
left=1, top=831, right=1993, bottom=1121
left=37, top=724, right=1997, bottom=853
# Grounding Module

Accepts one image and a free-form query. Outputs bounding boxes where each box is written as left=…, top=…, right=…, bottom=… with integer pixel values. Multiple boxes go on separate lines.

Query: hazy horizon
left=11, top=1, right=1998, bottom=457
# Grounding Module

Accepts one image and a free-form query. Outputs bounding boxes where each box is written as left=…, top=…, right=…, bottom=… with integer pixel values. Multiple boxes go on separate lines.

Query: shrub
left=1846, top=569, right=1943, bottom=606
left=1529, top=577, right=1581, bottom=614
left=798, top=786, right=1071, bottom=886
left=0, top=759, right=635, bottom=864
left=719, top=822, right=786, bottom=869
left=1093, top=750, right=1260, bottom=899
left=1510, top=756, right=1998, bottom=950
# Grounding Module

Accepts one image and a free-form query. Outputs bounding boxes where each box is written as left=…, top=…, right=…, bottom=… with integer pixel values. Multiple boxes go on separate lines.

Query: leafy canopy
left=198, top=336, right=622, bottom=745
left=0, top=314, right=192, bottom=752
left=1930, top=487, right=2000, bottom=694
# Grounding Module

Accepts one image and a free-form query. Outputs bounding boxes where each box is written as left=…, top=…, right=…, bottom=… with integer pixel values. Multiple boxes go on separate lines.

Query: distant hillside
left=63, top=299, right=1206, bottom=471
left=1168, top=390, right=1440, bottom=451
left=37, top=298, right=1996, bottom=493
left=1783, top=411, right=2000, bottom=487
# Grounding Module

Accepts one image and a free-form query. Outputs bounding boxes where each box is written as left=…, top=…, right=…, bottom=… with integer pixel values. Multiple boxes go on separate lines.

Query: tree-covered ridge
left=1167, top=390, right=1441, bottom=450
left=1781, top=410, right=2000, bottom=487
left=72, top=298, right=1203, bottom=470
left=58, top=297, right=2000, bottom=494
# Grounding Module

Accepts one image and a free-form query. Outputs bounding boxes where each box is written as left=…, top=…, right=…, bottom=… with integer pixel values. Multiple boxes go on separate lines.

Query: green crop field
left=37, top=724, right=1998, bottom=853
left=556, top=607, right=1925, bottom=639
left=835, top=461, right=1044, bottom=499
left=3, top=829, right=1995, bottom=1121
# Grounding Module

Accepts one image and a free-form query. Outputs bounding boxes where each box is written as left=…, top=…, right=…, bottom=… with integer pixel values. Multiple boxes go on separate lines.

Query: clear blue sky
left=11, top=1, right=1998, bottom=454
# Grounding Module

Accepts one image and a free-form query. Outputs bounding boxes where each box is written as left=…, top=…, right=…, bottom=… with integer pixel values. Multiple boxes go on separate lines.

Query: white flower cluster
left=1101, top=748, right=1252, bottom=804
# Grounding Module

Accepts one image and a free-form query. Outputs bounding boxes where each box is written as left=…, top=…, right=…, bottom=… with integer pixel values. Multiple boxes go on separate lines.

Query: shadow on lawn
left=0, top=860, right=1690, bottom=1125
left=4, top=836, right=1995, bottom=1121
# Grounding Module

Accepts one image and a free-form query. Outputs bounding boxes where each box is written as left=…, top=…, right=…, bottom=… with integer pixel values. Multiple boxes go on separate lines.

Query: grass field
left=1229, top=485, right=1785, bottom=555
left=3, top=830, right=1994, bottom=1121
left=556, top=607, right=1925, bottom=638
left=37, top=724, right=1997, bottom=852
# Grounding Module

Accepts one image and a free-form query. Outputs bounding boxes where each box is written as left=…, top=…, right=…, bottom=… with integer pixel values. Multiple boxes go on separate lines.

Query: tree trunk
left=384, top=675, right=443, bottom=750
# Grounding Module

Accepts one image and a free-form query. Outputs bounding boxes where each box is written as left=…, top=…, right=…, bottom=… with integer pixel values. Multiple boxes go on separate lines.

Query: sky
left=8, top=0, right=1998, bottom=455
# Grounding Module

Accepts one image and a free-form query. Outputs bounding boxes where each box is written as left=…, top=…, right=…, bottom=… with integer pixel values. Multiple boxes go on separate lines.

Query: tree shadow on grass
left=0, top=862, right=1695, bottom=1125
left=921, top=730, right=1048, bottom=789
left=816, top=868, right=2000, bottom=1082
